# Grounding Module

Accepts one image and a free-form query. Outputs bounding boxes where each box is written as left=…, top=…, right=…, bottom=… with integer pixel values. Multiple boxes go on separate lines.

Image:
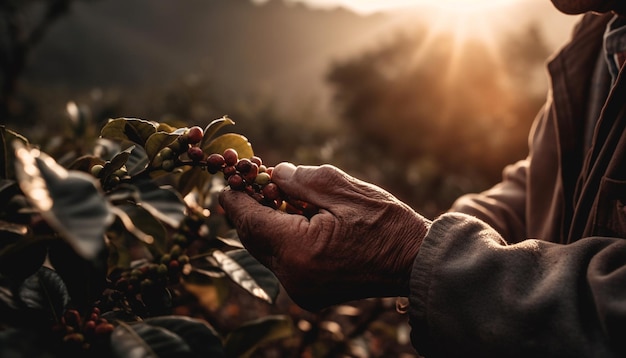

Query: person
left=219, top=0, right=626, bottom=356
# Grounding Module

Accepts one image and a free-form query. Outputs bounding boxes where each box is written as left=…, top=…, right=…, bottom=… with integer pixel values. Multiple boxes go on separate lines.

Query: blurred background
left=0, top=0, right=581, bottom=218
left=0, top=1, right=583, bottom=356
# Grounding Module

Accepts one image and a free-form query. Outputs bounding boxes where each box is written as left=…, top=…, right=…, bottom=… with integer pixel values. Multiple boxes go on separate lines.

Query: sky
left=253, top=0, right=581, bottom=49
left=283, top=0, right=525, bottom=14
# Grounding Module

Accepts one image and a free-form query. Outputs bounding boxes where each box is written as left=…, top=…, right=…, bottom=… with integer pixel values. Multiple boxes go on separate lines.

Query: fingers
left=218, top=187, right=310, bottom=265
left=271, top=163, right=348, bottom=209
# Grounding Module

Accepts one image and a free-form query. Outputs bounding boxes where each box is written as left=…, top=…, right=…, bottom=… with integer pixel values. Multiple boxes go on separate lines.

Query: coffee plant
left=0, top=116, right=298, bottom=357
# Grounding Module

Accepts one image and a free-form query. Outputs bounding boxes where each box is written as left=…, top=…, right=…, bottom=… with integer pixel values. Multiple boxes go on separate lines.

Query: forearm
left=450, top=159, right=528, bottom=243
left=409, top=213, right=626, bottom=357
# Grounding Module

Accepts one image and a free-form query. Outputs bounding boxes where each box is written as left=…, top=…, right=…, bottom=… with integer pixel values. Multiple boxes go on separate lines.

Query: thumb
left=271, top=163, right=343, bottom=210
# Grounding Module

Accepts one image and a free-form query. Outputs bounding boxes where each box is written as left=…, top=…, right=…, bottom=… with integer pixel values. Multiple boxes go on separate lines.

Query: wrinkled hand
left=219, top=163, right=430, bottom=311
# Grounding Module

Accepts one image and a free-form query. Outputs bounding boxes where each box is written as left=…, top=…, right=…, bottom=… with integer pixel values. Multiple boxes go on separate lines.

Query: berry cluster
left=208, top=148, right=319, bottom=217
left=90, top=163, right=129, bottom=191
left=206, top=148, right=285, bottom=209
left=89, top=124, right=318, bottom=216
left=52, top=307, right=113, bottom=353
left=114, top=244, right=189, bottom=298
left=152, top=125, right=206, bottom=172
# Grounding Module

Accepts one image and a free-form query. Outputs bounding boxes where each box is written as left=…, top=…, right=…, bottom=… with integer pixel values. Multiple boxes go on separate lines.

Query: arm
left=410, top=213, right=626, bottom=357
left=219, top=162, right=626, bottom=357
left=449, top=159, right=528, bottom=243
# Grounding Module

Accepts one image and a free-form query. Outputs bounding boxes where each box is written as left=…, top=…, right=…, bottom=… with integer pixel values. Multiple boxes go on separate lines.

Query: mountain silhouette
left=23, top=0, right=393, bottom=112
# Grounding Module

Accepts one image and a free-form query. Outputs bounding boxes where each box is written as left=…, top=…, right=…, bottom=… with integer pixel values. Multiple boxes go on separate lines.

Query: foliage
left=326, top=25, right=551, bottom=216
left=0, top=118, right=293, bottom=357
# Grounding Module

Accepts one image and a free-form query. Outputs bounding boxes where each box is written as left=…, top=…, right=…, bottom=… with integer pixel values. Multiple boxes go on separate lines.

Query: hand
left=219, top=163, right=430, bottom=311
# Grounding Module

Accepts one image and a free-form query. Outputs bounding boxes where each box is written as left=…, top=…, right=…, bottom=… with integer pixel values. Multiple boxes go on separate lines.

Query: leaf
left=100, top=118, right=158, bottom=146
left=145, top=132, right=179, bottom=162
left=200, top=116, right=235, bottom=147
left=210, top=249, right=279, bottom=304
left=111, top=321, right=188, bottom=358
left=111, top=316, right=225, bottom=358
left=178, top=166, right=210, bottom=198
left=215, top=229, right=244, bottom=249
left=17, top=267, right=70, bottom=320
left=99, top=145, right=135, bottom=180
left=0, top=126, right=29, bottom=180
left=67, top=155, right=105, bottom=173
left=136, top=182, right=187, bottom=228
left=13, top=143, right=114, bottom=260
left=115, top=203, right=167, bottom=252
left=224, top=315, right=294, bottom=358
left=202, top=133, right=253, bottom=159
left=125, top=144, right=150, bottom=176
left=144, top=316, right=225, bottom=357
left=93, top=137, right=122, bottom=161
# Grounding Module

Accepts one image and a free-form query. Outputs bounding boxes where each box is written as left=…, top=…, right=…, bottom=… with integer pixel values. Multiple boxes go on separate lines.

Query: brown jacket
left=409, top=12, right=626, bottom=357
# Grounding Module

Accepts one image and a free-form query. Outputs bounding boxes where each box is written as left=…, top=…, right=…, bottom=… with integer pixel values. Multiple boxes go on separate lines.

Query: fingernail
left=272, top=162, right=296, bottom=181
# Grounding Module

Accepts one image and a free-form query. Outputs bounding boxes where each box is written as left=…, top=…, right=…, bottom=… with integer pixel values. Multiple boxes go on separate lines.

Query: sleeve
left=408, top=213, right=626, bottom=358
left=449, top=158, right=528, bottom=243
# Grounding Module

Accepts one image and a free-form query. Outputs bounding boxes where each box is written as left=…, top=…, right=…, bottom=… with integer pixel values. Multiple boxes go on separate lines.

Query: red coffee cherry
left=186, top=126, right=204, bottom=144
left=223, top=148, right=239, bottom=166
left=187, top=146, right=204, bottom=161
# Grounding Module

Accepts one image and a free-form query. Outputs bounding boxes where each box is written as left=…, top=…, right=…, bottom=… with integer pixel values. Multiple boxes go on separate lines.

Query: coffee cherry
left=223, top=165, right=236, bottom=178
left=235, top=158, right=253, bottom=174
left=90, top=164, right=104, bottom=177
left=159, top=147, right=175, bottom=160
left=223, top=148, right=238, bottom=166
left=262, top=183, right=281, bottom=201
left=207, top=153, right=225, bottom=174
left=94, top=323, right=114, bottom=336
left=228, top=174, right=245, bottom=190
left=161, top=159, right=176, bottom=172
left=83, top=320, right=97, bottom=334
left=251, top=156, right=262, bottom=167
left=254, top=172, right=271, bottom=186
left=244, top=163, right=259, bottom=182
left=187, top=146, right=204, bottom=161
left=63, top=309, right=82, bottom=328
left=187, top=126, right=204, bottom=144
left=177, top=254, right=190, bottom=265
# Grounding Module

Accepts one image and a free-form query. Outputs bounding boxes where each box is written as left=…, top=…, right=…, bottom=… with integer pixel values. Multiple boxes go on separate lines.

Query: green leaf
left=136, top=182, right=187, bottom=228
left=67, top=155, right=106, bottom=173
left=227, top=249, right=280, bottom=302
left=111, top=321, right=188, bottom=358
left=145, top=132, right=179, bottom=162
left=144, top=316, right=225, bottom=357
left=100, top=118, right=158, bottom=146
left=13, top=143, right=114, bottom=260
left=99, top=145, right=135, bottom=180
left=17, top=267, right=70, bottom=320
left=125, top=144, right=150, bottom=176
left=202, top=133, right=253, bottom=159
left=117, top=203, right=167, bottom=253
left=200, top=116, right=235, bottom=147
left=224, top=315, right=294, bottom=358
left=211, top=249, right=279, bottom=304
left=0, top=126, right=28, bottom=180
left=178, top=166, right=210, bottom=198
left=111, top=316, right=225, bottom=358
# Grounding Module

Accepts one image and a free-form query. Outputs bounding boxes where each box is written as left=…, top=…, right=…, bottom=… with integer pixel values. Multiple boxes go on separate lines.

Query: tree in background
left=326, top=23, right=551, bottom=217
